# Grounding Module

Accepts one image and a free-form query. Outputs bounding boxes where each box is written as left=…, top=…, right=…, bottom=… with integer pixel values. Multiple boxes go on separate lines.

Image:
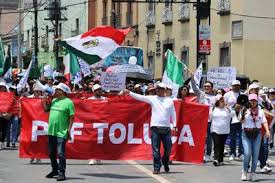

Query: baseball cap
left=156, top=82, right=166, bottom=89
left=92, top=84, right=102, bottom=92
left=249, top=94, right=258, bottom=101
left=134, top=84, right=141, bottom=89
left=269, top=88, right=275, bottom=94
left=146, top=85, right=155, bottom=92
left=248, top=83, right=259, bottom=91
left=232, top=80, right=241, bottom=86
left=53, top=83, right=71, bottom=94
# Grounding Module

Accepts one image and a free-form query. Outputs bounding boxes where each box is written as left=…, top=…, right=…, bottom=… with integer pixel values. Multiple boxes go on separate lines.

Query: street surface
left=0, top=147, right=275, bottom=183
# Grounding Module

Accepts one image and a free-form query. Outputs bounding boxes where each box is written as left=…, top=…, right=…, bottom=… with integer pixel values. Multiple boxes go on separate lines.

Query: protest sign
left=207, top=67, right=236, bottom=89
left=101, top=72, right=126, bottom=91
left=19, top=98, right=209, bottom=164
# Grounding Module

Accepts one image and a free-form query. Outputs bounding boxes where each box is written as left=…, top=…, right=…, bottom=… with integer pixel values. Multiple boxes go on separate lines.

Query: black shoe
left=12, top=143, right=15, bottom=148
left=152, top=170, right=160, bottom=174
left=6, top=143, right=10, bottom=148
left=56, top=173, right=66, bottom=181
left=162, top=161, right=170, bottom=172
left=46, top=171, right=59, bottom=178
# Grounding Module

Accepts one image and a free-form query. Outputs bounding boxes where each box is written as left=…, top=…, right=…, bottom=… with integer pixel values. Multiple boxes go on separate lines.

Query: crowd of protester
left=0, top=71, right=275, bottom=181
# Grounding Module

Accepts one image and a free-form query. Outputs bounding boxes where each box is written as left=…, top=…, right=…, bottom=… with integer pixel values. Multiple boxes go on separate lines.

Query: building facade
left=88, top=0, right=139, bottom=47
left=138, top=0, right=275, bottom=86
left=23, top=0, right=88, bottom=68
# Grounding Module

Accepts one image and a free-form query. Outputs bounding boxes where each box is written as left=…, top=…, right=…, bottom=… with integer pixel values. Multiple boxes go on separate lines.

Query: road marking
left=126, top=160, right=172, bottom=183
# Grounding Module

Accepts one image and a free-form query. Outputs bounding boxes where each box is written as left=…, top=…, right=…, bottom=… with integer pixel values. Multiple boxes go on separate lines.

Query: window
left=103, top=0, right=107, bottom=17
left=127, top=2, right=133, bottom=26
left=165, top=0, right=172, bottom=8
left=76, top=18, right=79, bottom=34
left=181, top=47, right=189, bottom=79
left=219, top=42, right=231, bottom=66
left=148, top=0, right=155, bottom=11
left=232, top=20, right=243, bottom=40
left=147, top=52, right=155, bottom=77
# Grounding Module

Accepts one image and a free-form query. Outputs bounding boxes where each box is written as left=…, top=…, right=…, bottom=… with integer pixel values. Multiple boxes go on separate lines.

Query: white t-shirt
left=129, top=92, right=176, bottom=128
left=224, top=91, right=240, bottom=109
left=242, top=109, right=267, bottom=129
left=210, top=107, right=235, bottom=134
left=204, top=94, right=216, bottom=122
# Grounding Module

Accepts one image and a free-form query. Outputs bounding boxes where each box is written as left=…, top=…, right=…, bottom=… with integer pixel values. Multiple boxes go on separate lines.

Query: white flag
left=78, top=58, right=91, bottom=77
left=193, top=62, right=203, bottom=86
left=44, top=64, right=54, bottom=77
left=17, top=57, right=34, bottom=91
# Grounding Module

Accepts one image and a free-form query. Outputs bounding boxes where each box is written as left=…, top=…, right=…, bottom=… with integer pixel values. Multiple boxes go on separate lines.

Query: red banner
left=0, top=92, right=14, bottom=113
left=19, top=97, right=209, bottom=164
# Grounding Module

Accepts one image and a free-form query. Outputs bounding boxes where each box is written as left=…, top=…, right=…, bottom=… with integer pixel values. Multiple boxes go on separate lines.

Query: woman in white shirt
left=210, top=94, right=234, bottom=166
left=240, top=94, right=270, bottom=181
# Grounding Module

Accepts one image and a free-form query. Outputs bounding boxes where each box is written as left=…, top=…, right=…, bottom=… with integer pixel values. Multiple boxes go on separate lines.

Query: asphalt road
left=0, top=147, right=275, bottom=183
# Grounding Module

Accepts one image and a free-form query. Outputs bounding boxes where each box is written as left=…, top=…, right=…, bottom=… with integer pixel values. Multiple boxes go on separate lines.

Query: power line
left=2, top=0, right=48, bottom=37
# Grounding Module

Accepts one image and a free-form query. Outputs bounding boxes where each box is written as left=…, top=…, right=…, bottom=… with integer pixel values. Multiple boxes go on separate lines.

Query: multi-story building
left=138, top=0, right=275, bottom=86
left=0, top=0, right=20, bottom=66
left=23, top=0, right=88, bottom=68
left=88, top=0, right=139, bottom=47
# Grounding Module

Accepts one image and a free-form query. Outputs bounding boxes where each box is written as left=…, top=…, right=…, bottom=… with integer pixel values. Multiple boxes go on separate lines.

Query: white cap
left=134, top=84, right=141, bottom=89
left=53, top=83, right=71, bottom=93
left=248, top=83, right=259, bottom=91
left=33, top=83, right=43, bottom=91
left=156, top=82, right=166, bottom=89
left=92, top=84, right=101, bottom=92
left=232, top=80, right=241, bottom=86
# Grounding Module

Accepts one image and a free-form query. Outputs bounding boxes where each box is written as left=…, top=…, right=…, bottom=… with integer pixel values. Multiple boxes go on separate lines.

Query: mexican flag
left=63, top=50, right=82, bottom=84
left=61, top=26, right=131, bottom=65
left=162, top=49, right=185, bottom=97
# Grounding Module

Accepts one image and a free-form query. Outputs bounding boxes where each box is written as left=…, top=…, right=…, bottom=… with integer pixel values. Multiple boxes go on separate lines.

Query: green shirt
left=48, top=97, right=75, bottom=139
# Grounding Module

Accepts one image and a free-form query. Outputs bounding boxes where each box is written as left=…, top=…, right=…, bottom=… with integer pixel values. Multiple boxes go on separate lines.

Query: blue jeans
left=6, top=116, right=19, bottom=144
left=151, top=127, right=172, bottom=171
left=48, top=135, right=67, bottom=174
left=259, top=135, right=269, bottom=168
left=206, top=122, right=212, bottom=156
left=230, top=123, right=243, bottom=156
left=242, top=130, right=262, bottom=173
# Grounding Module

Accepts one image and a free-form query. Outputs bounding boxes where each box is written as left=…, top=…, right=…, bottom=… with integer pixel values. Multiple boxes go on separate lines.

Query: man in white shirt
left=123, top=83, right=177, bottom=174
left=88, top=84, right=106, bottom=165
left=191, top=74, right=216, bottom=162
left=224, top=80, right=243, bottom=161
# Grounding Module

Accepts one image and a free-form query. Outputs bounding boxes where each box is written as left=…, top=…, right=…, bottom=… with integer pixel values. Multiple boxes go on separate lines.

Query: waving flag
left=0, top=38, right=4, bottom=75
left=64, top=50, right=82, bottom=84
left=2, top=45, right=12, bottom=83
left=17, top=55, right=34, bottom=91
left=61, top=26, right=131, bottom=65
left=162, top=49, right=185, bottom=97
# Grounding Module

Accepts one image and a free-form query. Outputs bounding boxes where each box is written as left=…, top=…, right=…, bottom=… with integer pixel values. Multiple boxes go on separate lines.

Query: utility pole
left=45, top=0, right=67, bottom=70
left=33, top=0, right=38, bottom=67
left=17, top=0, right=22, bottom=69
left=196, top=0, right=201, bottom=68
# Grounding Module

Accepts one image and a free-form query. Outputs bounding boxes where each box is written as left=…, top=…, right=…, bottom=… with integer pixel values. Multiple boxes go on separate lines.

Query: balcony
left=102, top=16, right=108, bottom=25
left=162, top=7, right=173, bottom=25
left=178, top=3, right=190, bottom=23
left=145, top=11, right=155, bottom=29
left=217, top=0, right=230, bottom=16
